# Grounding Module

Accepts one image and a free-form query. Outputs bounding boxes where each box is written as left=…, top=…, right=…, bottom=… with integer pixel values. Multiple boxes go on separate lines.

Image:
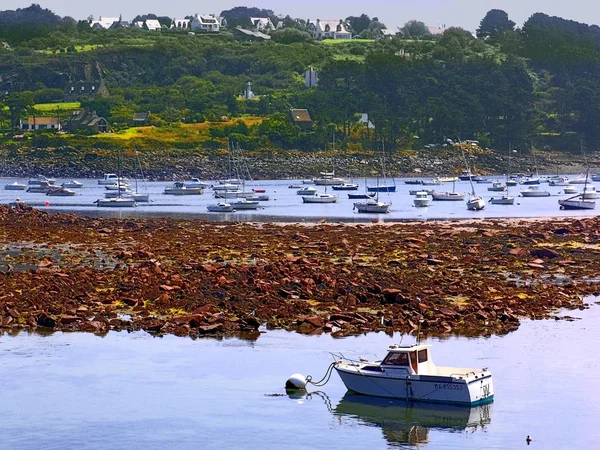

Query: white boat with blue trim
left=333, top=343, right=494, bottom=406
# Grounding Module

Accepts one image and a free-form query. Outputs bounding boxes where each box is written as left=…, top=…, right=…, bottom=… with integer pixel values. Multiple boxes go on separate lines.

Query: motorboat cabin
left=334, top=343, right=494, bottom=405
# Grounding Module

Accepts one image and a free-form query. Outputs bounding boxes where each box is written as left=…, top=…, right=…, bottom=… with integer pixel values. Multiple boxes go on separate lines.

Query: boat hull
left=4, top=183, right=26, bottom=190
left=302, top=195, right=338, bottom=203
left=521, top=191, right=550, bottom=197
left=335, top=366, right=494, bottom=406
left=490, top=197, right=515, bottom=205
left=467, top=197, right=485, bottom=210
left=413, top=199, right=430, bottom=207
left=367, top=185, right=396, bottom=192
left=354, top=201, right=390, bottom=213
left=96, top=198, right=136, bottom=207
left=559, top=199, right=596, bottom=210
left=432, top=192, right=464, bottom=201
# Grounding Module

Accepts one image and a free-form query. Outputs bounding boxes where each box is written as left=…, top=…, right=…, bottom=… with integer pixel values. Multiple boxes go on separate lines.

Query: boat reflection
left=333, top=393, right=491, bottom=446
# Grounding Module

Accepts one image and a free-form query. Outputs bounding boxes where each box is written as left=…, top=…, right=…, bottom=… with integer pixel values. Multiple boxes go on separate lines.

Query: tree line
left=0, top=6, right=600, bottom=152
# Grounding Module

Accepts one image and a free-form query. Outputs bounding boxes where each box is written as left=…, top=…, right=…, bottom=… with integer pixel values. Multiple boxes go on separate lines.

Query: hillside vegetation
left=1, top=5, right=600, bottom=157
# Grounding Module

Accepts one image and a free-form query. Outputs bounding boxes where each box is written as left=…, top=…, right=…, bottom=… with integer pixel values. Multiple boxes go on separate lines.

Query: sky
left=1, top=0, right=598, bottom=32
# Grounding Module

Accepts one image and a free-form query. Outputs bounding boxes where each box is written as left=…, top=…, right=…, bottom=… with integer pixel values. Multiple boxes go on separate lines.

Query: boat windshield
left=382, top=352, right=409, bottom=366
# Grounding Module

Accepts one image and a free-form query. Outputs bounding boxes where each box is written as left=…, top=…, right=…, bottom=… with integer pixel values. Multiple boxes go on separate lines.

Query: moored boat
left=520, top=186, right=550, bottom=197
left=354, top=197, right=390, bottom=213
left=229, top=198, right=260, bottom=210
left=46, top=186, right=76, bottom=196
left=95, top=197, right=136, bottom=207
left=61, top=180, right=83, bottom=189
left=28, top=175, right=55, bottom=186
left=4, top=181, right=26, bottom=190
left=413, top=191, right=430, bottom=207
left=26, top=181, right=54, bottom=193
left=331, top=183, right=359, bottom=191
left=302, top=192, right=339, bottom=203
left=207, top=202, right=235, bottom=212
left=164, top=182, right=204, bottom=195
left=297, top=187, right=318, bottom=196
left=333, top=343, right=493, bottom=405
left=487, top=182, right=506, bottom=192
left=98, top=173, right=127, bottom=185
left=490, top=195, right=515, bottom=205
left=432, top=191, right=464, bottom=201
left=558, top=196, right=595, bottom=210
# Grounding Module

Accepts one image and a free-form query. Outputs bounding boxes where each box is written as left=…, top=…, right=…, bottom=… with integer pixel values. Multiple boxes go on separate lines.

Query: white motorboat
left=185, top=177, right=209, bottom=189
left=28, top=175, right=55, bottom=186
left=95, top=197, right=136, bottom=207
left=354, top=197, right=390, bottom=213
left=214, top=190, right=256, bottom=199
left=487, top=182, right=506, bottom=192
left=61, top=180, right=83, bottom=189
left=332, top=343, right=493, bottom=406
left=437, top=176, right=458, bottom=183
left=506, top=179, right=518, bottom=187
left=413, top=191, right=430, bottom=207
left=313, top=176, right=347, bottom=186
left=229, top=198, right=260, bottom=210
left=164, top=182, right=204, bottom=195
left=105, top=183, right=130, bottom=191
left=520, top=186, right=550, bottom=197
left=46, top=186, right=76, bottom=196
left=302, top=192, right=339, bottom=203
left=212, top=183, right=241, bottom=192
left=432, top=191, right=464, bottom=201
left=302, top=178, right=315, bottom=184
left=421, top=178, right=441, bottom=186
left=490, top=195, right=515, bottom=205
left=563, top=185, right=578, bottom=195
left=549, top=177, right=570, bottom=187
left=207, top=202, right=235, bottom=212
left=559, top=196, right=595, bottom=210
left=26, top=181, right=54, bottom=193
left=297, top=187, right=318, bottom=196
left=98, top=173, right=128, bottom=185
left=331, top=183, right=359, bottom=191
left=581, top=186, right=599, bottom=199
left=4, top=182, right=26, bottom=190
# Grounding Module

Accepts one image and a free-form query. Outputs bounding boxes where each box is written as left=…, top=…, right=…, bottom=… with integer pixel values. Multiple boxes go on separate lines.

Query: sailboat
left=354, top=162, right=391, bottom=213
left=348, top=177, right=376, bottom=199
left=490, top=143, right=515, bottom=205
left=302, top=182, right=339, bottom=203
left=126, top=148, right=150, bottom=203
left=96, top=148, right=136, bottom=207
left=461, top=145, right=485, bottom=210
left=559, top=142, right=595, bottom=210
left=431, top=178, right=465, bottom=201
left=367, top=141, right=396, bottom=192
left=314, top=133, right=347, bottom=186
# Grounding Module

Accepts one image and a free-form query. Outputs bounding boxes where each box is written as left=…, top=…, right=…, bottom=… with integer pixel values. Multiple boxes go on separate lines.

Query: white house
left=306, top=19, right=352, bottom=40
left=144, top=19, right=162, bottom=31
left=191, top=14, right=225, bottom=32
left=171, top=18, right=191, bottom=30
left=89, top=16, right=120, bottom=29
left=250, top=17, right=274, bottom=32
left=21, top=117, right=62, bottom=131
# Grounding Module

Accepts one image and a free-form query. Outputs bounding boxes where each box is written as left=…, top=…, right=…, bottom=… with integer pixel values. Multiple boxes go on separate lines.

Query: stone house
left=64, top=110, right=109, bottom=133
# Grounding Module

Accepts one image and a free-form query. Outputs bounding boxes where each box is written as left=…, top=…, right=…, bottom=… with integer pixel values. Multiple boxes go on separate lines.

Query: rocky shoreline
left=0, top=146, right=595, bottom=181
left=0, top=205, right=597, bottom=340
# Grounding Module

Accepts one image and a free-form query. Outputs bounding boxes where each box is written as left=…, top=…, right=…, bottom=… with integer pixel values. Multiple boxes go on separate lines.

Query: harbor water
left=1, top=177, right=597, bottom=222
left=1, top=305, right=600, bottom=449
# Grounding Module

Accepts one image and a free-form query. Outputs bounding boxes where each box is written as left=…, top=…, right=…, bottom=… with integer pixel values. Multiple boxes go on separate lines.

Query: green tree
left=477, top=9, right=516, bottom=41
left=400, top=20, right=431, bottom=39
left=3, top=91, right=35, bottom=130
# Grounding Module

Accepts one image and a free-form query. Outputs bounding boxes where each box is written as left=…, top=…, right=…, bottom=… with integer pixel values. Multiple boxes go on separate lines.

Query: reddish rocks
left=0, top=206, right=595, bottom=339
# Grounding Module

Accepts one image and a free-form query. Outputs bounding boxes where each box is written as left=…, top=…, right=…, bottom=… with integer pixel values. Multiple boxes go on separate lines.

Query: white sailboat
left=461, top=146, right=485, bottom=210
left=490, top=143, right=515, bottom=205
left=96, top=149, right=136, bottom=208
left=559, top=144, right=595, bottom=210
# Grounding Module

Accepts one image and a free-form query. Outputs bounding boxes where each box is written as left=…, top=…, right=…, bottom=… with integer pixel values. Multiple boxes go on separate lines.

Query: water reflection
left=333, top=394, right=491, bottom=446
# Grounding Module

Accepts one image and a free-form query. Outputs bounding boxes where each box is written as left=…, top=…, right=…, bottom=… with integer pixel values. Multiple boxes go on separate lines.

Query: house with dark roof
left=132, top=112, right=151, bottom=126
left=64, top=110, right=109, bottom=133
left=306, top=19, right=352, bottom=40
left=290, top=109, right=313, bottom=130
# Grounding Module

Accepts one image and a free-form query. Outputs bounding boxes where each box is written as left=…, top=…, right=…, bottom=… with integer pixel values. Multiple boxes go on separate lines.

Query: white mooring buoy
left=285, top=373, right=307, bottom=390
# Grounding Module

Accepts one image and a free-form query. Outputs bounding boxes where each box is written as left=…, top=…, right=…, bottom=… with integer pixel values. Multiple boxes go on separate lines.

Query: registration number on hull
left=434, top=383, right=464, bottom=391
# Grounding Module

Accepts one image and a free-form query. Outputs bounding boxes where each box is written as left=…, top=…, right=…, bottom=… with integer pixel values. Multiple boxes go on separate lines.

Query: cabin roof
left=387, top=343, right=431, bottom=352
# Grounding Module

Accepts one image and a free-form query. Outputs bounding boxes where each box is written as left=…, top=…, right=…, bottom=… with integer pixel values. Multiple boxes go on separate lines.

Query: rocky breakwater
left=0, top=205, right=597, bottom=339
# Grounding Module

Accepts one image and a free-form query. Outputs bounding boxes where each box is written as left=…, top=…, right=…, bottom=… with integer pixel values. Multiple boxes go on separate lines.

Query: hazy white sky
left=2, top=0, right=598, bottom=32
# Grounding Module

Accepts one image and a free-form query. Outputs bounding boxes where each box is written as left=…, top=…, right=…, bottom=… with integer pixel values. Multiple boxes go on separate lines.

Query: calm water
left=1, top=176, right=596, bottom=222
left=1, top=305, right=600, bottom=449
